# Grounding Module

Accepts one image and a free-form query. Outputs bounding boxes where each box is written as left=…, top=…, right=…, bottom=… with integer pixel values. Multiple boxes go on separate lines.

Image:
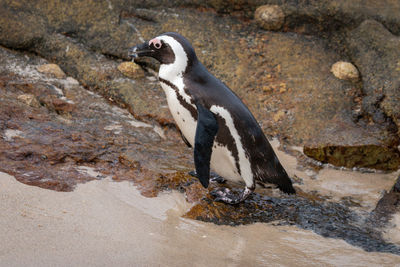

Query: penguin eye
left=154, top=42, right=162, bottom=49
left=149, top=38, right=163, bottom=50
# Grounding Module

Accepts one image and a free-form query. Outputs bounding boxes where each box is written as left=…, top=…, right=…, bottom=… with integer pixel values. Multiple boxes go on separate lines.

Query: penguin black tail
left=274, top=165, right=296, bottom=194
left=278, top=182, right=296, bottom=194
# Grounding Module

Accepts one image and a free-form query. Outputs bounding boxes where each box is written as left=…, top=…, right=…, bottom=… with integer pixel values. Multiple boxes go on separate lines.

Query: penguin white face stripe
left=157, top=35, right=194, bottom=106
left=210, top=105, right=254, bottom=187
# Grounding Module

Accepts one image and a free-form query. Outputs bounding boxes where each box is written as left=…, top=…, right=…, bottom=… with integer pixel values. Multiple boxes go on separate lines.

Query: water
left=1, top=171, right=399, bottom=266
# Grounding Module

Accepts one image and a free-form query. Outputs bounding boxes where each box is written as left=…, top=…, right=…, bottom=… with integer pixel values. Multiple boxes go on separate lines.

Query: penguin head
left=129, top=32, right=198, bottom=68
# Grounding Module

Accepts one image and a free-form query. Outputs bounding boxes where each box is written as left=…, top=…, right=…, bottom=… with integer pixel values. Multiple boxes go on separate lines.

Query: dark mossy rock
left=304, top=145, right=400, bottom=171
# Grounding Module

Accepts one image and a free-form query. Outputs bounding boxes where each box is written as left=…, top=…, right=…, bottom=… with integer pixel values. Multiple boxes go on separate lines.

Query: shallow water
left=1, top=171, right=400, bottom=266
left=270, top=139, right=399, bottom=212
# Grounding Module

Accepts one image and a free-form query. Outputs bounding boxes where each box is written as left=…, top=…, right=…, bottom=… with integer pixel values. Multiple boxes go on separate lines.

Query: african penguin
left=129, top=32, right=295, bottom=204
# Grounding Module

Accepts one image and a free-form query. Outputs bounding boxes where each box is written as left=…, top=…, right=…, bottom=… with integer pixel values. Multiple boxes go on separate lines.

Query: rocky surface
left=0, top=47, right=193, bottom=194
left=1, top=0, right=400, bottom=255
left=0, top=0, right=399, bottom=170
left=347, top=20, right=400, bottom=132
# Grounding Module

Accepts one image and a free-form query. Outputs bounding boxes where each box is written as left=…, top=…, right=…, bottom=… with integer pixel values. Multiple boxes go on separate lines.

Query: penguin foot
left=210, top=174, right=226, bottom=184
left=211, top=186, right=254, bottom=204
left=188, top=171, right=226, bottom=184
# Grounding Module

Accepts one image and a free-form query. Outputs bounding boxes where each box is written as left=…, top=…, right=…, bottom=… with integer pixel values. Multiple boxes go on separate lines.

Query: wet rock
left=117, top=62, right=145, bottom=79
left=254, top=5, right=285, bottom=31
left=347, top=20, right=400, bottom=131
left=372, top=175, right=400, bottom=224
left=37, top=64, right=66, bottom=79
left=331, top=61, right=359, bottom=81
left=184, top=187, right=400, bottom=255
left=0, top=46, right=191, bottom=192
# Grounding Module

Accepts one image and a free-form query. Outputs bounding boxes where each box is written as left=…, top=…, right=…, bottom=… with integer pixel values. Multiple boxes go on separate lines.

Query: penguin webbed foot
left=188, top=171, right=226, bottom=184
left=211, top=186, right=253, bottom=204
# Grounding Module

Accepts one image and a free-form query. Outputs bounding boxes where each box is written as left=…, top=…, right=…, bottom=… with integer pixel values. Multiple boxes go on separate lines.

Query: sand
left=1, top=171, right=400, bottom=266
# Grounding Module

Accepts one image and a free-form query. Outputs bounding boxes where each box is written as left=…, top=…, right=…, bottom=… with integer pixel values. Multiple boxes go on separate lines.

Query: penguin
left=129, top=32, right=295, bottom=204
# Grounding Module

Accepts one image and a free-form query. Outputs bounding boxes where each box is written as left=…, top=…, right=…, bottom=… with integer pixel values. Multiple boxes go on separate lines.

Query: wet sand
left=1, top=171, right=400, bottom=266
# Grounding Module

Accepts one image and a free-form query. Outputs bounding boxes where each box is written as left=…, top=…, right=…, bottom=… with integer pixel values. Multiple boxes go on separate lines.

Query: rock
left=372, top=175, right=400, bottom=223
left=304, top=145, right=400, bottom=171
left=17, top=94, right=41, bottom=108
left=200, top=0, right=400, bottom=36
left=37, top=64, right=66, bottom=79
left=0, top=46, right=192, bottom=192
left=50, top=98, right=75, bottom=114
left=347, top=20, right=400, bottom=131
left=0, top=1, right=399, bottom=172
left=254, top=5, right=285, bottom=31
left=273, top=110, right=285, bottom=122
left=331, top=61, right=359, bottom=81
left=117, top=62, right=145, bottom=79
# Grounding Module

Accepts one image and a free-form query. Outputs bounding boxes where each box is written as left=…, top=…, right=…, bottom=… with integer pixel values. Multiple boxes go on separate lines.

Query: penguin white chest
left=160, top=80, right=245, bottom=184
left=160, top=81, right=197, bottom=146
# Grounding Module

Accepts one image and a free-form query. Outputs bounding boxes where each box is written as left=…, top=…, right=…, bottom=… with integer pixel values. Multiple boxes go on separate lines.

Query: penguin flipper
left=194, top=102, right=218, bottom=188
left=179, top=129, right=192, bottom=147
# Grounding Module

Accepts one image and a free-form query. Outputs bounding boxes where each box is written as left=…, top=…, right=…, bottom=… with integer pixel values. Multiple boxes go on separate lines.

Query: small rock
left=40, top=95, right=75, bottom=114
left=117, top=62, right=145, bottom=79
left=331, top=61, right=359, bottom=81
left=37, top=64, right=66, bottom=79
left=51, top=98, right=75, bottom=114
left=273, top=110, right=285, bottom=122
left=17, top=94, right=41, bottom=108
left=254, top=5, right=285, bottom=31
left=3, top=129, right=24, bottom=141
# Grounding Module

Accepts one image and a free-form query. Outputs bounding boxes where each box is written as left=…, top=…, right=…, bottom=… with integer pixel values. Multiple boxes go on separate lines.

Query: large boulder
left=347, top=20, right=400, bottom=133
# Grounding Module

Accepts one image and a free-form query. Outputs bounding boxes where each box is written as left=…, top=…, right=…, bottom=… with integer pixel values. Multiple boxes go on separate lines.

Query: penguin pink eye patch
left=149, top=38, right=162, bottom=49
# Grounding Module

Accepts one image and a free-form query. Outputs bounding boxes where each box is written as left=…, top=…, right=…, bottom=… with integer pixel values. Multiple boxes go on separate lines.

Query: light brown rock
left=117, top=62, right=145, bottom=79
left=37, top=63, right=66, bottom=79
left=254, top=5, right=285, bottom=31
left=17, top=94, right=41, bottom=108
left=331, top=61, right=359, bottom=81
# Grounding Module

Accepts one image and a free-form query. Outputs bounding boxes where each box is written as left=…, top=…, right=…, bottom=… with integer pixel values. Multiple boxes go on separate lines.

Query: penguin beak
left=128, top=42, right=153, bottom=59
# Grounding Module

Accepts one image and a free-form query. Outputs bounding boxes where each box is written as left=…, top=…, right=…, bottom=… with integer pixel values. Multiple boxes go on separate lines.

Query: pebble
left=37, top=64, right=66, bottom=79
left=17, top=94, right=41, bottom=108
left=331, top=61, right=359, bottom=81
left=273, top=110, right=285, bottom=122
left=254, top=5, right=285, bottom=31
left=117, top=62, right=145, bottom=79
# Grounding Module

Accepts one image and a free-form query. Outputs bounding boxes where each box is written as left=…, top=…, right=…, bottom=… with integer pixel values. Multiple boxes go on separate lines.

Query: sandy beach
left=1, top=171, right=400, bottom=266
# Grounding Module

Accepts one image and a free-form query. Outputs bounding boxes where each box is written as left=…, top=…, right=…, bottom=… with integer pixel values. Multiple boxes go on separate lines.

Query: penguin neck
left=159, top=57, right=198, bottom=85
left=158, top=58, right=199, bottom=107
